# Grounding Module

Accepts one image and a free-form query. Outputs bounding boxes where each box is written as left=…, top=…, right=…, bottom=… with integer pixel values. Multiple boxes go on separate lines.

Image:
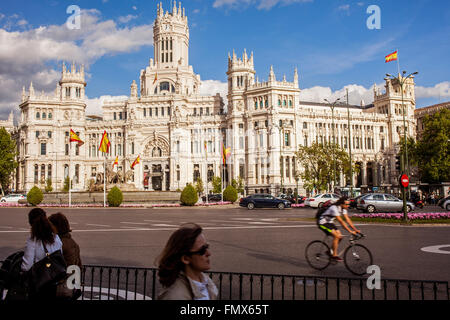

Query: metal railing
left=78, top=265, right=448, bottom=300
left=1, top=262, right=449, bottom=300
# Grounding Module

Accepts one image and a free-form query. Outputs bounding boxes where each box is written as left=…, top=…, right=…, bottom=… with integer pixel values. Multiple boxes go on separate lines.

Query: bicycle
left=305, top=233, right=373, bottom=276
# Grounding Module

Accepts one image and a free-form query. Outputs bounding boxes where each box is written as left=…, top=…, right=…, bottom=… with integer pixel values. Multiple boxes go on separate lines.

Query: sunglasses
left=187, top=244, right=209, bottom=256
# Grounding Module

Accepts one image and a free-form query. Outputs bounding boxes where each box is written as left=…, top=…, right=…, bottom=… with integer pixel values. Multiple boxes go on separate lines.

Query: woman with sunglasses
left=156, top=223, right=218, bottom=300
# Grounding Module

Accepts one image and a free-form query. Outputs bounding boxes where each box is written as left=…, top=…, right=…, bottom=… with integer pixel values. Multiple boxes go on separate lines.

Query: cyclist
left=317, top=196, right=361, bottom=262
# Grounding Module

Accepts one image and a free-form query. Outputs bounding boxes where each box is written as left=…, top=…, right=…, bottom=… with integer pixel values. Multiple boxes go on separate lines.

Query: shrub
left=223, top=185, right=238, bottom=203
left=107, top=186, right=123, bottom=207
left=45, top=178, right=53, bottom=193
left=180, top=184, right=198, bottom=206
left=27, top=186, right=44, bottom=206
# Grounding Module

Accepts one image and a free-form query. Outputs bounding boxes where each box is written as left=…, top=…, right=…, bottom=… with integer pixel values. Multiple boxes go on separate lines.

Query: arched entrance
left=142, top=133, right=170, bottom=191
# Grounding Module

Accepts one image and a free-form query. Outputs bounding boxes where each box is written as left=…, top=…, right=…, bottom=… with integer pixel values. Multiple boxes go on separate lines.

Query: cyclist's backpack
left=315, top=200, right=333, bottom=223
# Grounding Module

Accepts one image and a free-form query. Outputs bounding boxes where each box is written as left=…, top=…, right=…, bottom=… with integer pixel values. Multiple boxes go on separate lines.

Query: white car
left=304, top=193, right=340, bottom=208
left=0, top=194, right=26, bottom=203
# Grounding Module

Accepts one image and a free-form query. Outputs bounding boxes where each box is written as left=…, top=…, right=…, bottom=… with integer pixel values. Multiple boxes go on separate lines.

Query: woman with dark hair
left=156, top=223, right=218, bottom=300
left=21, top=208, right=63, bottom=299
left=48, top=213, right=82, bottom=269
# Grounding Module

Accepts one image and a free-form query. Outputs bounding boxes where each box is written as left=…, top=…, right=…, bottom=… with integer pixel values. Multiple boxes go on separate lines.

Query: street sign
left=400, top=174, right=409, bottom=188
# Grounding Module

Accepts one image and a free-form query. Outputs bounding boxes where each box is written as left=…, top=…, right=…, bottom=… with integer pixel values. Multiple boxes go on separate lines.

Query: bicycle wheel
left=305, top=240, right=331, bottom=270
left=344, top=244, right=373, bottom=276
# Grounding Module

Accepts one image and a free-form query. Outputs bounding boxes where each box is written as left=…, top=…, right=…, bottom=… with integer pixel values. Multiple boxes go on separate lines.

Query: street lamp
left=345, top=89, right=354, bottom=198
left=324, top=97, right=341, bottom=192
left=386, top=70, right=418, bottom=221
left=274, top=120, right=287, bottom=195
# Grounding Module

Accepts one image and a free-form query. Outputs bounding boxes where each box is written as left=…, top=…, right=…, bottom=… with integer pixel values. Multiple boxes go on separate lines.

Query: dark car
left=349, top=195, right=364, bottom=208
left=239, top=193, right=291, bottom=210
left=285, top=195, right=306, bottom=204
left=202, top=193, right=223, bottom=202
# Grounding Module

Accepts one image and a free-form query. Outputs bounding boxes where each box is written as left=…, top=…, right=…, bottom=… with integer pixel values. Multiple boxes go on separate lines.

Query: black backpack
left=315, top=200, right=333, bottom=223
left=0, top=250, right=30, bottom=301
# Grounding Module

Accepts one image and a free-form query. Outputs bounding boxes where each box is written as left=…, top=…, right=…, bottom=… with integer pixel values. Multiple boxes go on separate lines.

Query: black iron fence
left=1, top=262, right=448, bottom=300
left=78, top=265, right=448, bottom=300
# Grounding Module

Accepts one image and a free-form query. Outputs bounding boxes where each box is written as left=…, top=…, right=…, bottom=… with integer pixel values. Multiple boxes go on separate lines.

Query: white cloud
left=416, top=82, right=450, bottom=99
left=213, top=0, right=312, bottom=10
left=132, top=6, right=138, bottom=11
left=299, top=83, right=384, bottom=106
left=0, top=9, right=154, bottom=117
left=118, top=15, right=138, bottom=24
left=85, top=95, right=128, bottom=115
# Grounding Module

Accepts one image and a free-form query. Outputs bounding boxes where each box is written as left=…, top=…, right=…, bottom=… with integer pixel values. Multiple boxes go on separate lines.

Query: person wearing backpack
left=316, top=196, right=361, bottom=262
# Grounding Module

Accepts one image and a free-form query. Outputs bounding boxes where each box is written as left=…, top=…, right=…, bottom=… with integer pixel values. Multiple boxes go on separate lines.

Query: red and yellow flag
left=69, top=129, right=84, bottom=146
left=98, top=130, right=111, bottom=153
left=221, top=143, right=231, bottom=165
left=153, top=73, right=158, bottom=84
left=131, top=155, right=140, bottom=169
left=385, top=50, right=398, bottom=63
left=113, top=156, right=119, bottom=168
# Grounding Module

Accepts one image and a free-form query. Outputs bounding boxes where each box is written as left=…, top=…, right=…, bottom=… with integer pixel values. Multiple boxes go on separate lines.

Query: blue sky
left=0, top=0, right=449, bottom=118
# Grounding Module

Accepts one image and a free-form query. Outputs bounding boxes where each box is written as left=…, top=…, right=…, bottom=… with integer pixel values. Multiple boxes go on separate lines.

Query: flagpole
left=396, top=49, right=401, bottom=75
left=104, top=154, right=106, bottom=207
left=69, top=140, right=72, bottom=208
left=205, top=141, right=208, bottom=204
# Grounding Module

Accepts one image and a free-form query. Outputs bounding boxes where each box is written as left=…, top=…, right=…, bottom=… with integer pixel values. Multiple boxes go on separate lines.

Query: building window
left=284, top=132, right=290, bottom=147
left=65, top=144, right=69, bottom=156
left=193, top=164, right=200, bottom=182
left=303, top=122, right=307, bottom=129
left=42, top=113, right=46, bottom=119
left=34, top=165, right=39, bottom=184
left=114, top=112, right=117, bottom=120
left=207, top=164, right=214, bottom=182
left=132, top=142, right=135, bottom=155
left=40, top=164, right=45, bottom=183
left=36, top=112, right=40, bottom=119
left=48, top=164, right=52, bottom=181
left=48, top=112, right=52, bottom=119
left=36, top=131, right=39, bottom=138
left=119, top=112, right=122, bottom=120
left=48, top=131, right=52, bottom=138
left=41, top=143, right=47, bottom=155
left=75, top=164, right=80, bottom=184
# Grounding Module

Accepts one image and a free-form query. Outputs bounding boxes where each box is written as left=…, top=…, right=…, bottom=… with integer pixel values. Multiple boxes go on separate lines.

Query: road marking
left=151, top=224, right=179, bottom=227
left=0, top=226, right=13, bottom=229
left=420, top=244, right=450, bottom=255
left=86, top=224, right=111, bottom=228
left=120, top=222, right=149, bottom=225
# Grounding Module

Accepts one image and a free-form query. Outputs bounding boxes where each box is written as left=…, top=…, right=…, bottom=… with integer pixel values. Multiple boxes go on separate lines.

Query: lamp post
left=346, top=89, right=354, bottom=198
left=324, top=97, right=341, bottom=193
left=274, top=121, right=287, bottom=195
left=386, top=70, right=418, bottom=221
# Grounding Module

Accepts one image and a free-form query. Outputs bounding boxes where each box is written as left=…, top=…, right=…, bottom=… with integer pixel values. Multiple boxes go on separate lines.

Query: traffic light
left=395, top=155, right=401, bottom=172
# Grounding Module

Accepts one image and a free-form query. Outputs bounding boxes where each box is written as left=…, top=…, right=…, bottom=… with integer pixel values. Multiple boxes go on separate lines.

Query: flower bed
left=291, top=203, right=305, bottom=208
left=352, top=212, right=450, bottom=223
left=196, top=201, right=232, bottom=206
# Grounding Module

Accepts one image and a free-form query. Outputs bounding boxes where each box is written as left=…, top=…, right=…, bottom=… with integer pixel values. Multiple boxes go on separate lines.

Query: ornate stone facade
left=11, top=3, right=418, bottom=195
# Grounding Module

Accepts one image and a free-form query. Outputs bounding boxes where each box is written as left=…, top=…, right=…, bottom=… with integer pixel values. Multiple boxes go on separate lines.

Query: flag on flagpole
left=113, top=156, right=119, bottom=168
left=153, top=73, right=158, bottom=84
left=204, top=141, right=207, bottom=152
left=131, top=155, right=140, bottom=169
left=98, top=130, right=111, bottom=153
left=69, top=129, right=84, bottom=146
left=221, top=143, right=231, bottom=165
left=385, top=50, right=398, bottom=63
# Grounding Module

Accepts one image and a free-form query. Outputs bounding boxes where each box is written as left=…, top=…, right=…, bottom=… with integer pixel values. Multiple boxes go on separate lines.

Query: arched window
left=160, top=82, right=170, bottom=92
left=36, top=112, right=40, bottom=119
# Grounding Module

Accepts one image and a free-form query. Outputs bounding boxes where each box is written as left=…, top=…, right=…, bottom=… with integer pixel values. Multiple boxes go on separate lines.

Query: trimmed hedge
left=180, top=184, right=198, bottom=206
left=223, top=185, right=238, bottom=203
left=107, top=186, right=123, bottom=207
left=27, top=186, right=44, bottom=206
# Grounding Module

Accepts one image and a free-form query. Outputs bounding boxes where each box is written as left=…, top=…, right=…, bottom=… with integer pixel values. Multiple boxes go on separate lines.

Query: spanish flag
left=113, top=156, right=119, bottom=168
left=69, top=129, right=84, bottom=146
left=385, top=50, right=398, bottom=63
left=131, top=155, right=140, bottom=169
left=222, top=143, right=231, bottom=165
left=98, top=130, right=111, bottom=153
left=153, top=73, right=158, bottom=84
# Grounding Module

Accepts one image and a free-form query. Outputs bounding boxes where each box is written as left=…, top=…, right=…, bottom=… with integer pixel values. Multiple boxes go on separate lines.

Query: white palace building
left=10, top=2, right=417, bottom=195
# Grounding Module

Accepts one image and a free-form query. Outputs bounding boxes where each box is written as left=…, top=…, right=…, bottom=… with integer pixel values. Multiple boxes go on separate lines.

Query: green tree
left=414, top=108, right=450, bottom=183
left=295, top=142, right=357, bottom=193
left=0, top=127, right=18, bottom=196
left=195, top=178, right=204, bottom=197
left=27, top=186, right=44, bottom=206
left=180, top=184, right=198, bottom=206
left=223, top=185, right=238, bottom=202
left=212, top=176, right=222, bottom=194
left=62, top=176, right=71, bottom=192
left=45, top=178, right=53, bottom=193
left=107, top=186, right=123, bottom=207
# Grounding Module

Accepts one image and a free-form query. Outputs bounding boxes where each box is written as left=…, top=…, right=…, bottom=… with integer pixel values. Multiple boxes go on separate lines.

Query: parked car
left=439, top=196, right=450, bottom=211
left=0, top=194, right=26, bottom=203
left=201, top=193, right=222, bottom=202
left=285, top=195, right=306, bottom=204
left=304, top=193, right=340, bottom=208
left=356, top=193, right=415, bottom=213
left=349, top=195, right=365, bottom=208
left=239, top=193, right=291, bottom=210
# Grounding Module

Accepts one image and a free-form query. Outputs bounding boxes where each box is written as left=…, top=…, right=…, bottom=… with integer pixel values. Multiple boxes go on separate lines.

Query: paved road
left=1, top=206, right=449, bottom=282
